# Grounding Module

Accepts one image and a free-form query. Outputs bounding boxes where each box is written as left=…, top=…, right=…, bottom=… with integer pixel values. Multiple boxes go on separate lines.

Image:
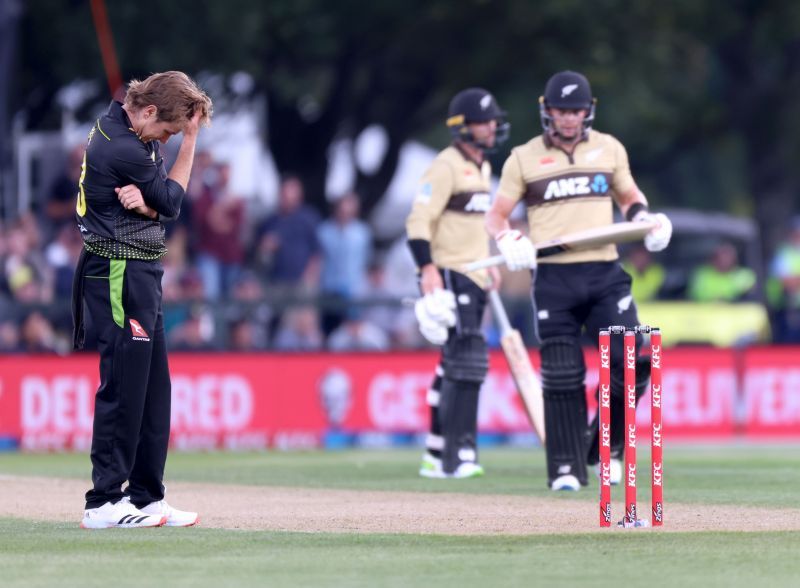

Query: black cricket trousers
left=77, top=250, right=171, bottom=509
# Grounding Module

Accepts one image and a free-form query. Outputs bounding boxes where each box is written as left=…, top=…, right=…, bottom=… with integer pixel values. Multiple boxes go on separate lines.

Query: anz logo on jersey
left=543, top=173, right=610, bottom=200
left=464, top=192, right=491, bottom=212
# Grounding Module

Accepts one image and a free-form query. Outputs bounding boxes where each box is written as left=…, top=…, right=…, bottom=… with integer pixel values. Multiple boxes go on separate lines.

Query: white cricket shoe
left=139, top=500, right=199, bottom=527
left=81, top=497, right=166, bottom=529
left=594, top=458, right=623, bottom=486
left=551, top=474, right=581, bottom=491
left=450, top=462, right=485, bottom=479
left=419, top=453, right=446, bottom=479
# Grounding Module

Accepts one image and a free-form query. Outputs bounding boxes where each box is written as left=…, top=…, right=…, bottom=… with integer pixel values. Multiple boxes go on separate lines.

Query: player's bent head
left=124, top=71, right=213, bottom=128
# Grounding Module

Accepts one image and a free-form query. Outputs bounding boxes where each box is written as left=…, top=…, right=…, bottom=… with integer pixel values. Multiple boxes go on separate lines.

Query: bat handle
left=462, top=254, right=505, bottom=273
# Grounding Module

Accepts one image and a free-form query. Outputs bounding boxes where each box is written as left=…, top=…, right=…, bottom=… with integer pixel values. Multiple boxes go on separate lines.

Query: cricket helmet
left=446, top=88, right=509, bottom=151
left=539, top=70, right=596, bottom=137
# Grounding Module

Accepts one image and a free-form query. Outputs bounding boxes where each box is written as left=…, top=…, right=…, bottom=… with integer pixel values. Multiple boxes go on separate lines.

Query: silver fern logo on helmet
left=561, top=84, right=579, bottom=97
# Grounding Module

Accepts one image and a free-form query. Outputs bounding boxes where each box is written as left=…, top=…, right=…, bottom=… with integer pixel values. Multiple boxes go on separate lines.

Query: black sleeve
left=625, top=202, right=648, bottom=221
left=408, top=238, right=433, bottom=268
left=113, top=139, right=185, bottom=218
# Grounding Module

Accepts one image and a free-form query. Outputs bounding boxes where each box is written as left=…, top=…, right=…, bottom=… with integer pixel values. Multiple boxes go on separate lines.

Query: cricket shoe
left=594, top=458, right=623, bottom=485
left=419, top=453, right=447, bottom=479
left=80, top=497, right=166, bottom=529
left=139, top=500, right=199, bottom=527
left=551, top=474, right=581, bottom=491
left=449, top=462, right=485, bottom=479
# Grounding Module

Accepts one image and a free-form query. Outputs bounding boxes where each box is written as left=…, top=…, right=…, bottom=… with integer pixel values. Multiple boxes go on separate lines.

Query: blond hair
left=125, top=71, right=213, bottom=126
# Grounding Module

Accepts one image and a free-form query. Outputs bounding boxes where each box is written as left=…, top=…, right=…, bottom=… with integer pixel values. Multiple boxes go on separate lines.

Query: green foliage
left=14, top=0, right=800, bottom=249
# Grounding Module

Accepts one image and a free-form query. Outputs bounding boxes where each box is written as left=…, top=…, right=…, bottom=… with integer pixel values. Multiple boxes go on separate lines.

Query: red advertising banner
left=742, top=347, right=800, bottom=439
left=1, top=347, right=799, bottom=451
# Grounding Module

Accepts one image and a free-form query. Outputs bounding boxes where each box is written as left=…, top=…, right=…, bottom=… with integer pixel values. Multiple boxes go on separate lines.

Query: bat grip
left=462, top=254, right=505, bottom=273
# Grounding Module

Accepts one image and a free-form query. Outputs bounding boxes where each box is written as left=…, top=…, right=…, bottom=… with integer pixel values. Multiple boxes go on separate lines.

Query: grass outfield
left=1, top=447, right=800, bottom=587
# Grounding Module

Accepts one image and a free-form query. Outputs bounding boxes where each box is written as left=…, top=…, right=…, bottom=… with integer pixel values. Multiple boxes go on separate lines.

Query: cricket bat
left=488, top=289, right=546, bottom=443
left=463, top=220, right=657, bottom=273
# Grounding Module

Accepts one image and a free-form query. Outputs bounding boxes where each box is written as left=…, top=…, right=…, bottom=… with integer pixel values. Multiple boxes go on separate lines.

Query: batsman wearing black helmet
left=406, top=88, right=508, bottom=478
left=485, top=71, right=672, bottom=491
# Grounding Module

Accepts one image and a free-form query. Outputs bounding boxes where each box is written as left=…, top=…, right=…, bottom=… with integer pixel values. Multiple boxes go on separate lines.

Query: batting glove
left=496, top=229, right=537, bottom=271
left=634, top=211, right=673, bottom=252
left=414, top=289, right=456, bottom=345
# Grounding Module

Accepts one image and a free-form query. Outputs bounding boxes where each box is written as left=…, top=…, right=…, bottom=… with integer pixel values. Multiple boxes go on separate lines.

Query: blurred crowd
left=4, top=146, right=800, bottom=352
left=0, top=146, right=423, bottom=353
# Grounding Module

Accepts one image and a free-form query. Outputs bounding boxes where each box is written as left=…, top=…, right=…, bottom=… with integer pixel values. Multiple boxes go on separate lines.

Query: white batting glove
left=496, top=229, right=537, bottom=271
left=414, top=289, right=456, bottom=345
left=634, top=211, right=672, bottom=252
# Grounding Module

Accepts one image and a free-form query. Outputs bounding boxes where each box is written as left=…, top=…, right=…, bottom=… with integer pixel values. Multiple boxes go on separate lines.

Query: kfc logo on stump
left=652, top=462, right=663, bottom=487
left=129, top=319, right=150, bottom=342
left=652, top=422, right=662, bottom=448
left=600, top=383, right=611, bottom=409
left=601, top=422, right=611, bottom=449
left=600, top=344, right=610, bottom=369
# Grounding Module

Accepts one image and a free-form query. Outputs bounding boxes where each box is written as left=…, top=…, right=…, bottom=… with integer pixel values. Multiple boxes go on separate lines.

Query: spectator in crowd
left=317, top=192, right=373, bottom=335
left=44, top=144, right=84, bottom=234
left=327, top=310, right=389, bottom=352
left=193, top=162, right=246, bottom=300
left=272, top=305, right=324, bottom=351
left=227, top=316, right=268, bottom=351
left=622, top=244, right=666, bottom=302
left=19, top=311, right=67, bottom=354
left=253, top=175, right=321, bottom=291
left=769, top=217, right=800, bottom=342
left=0, top=318, right=20, bottom=352
left=361, top=260, right=421, bottom=348
left=688, top=242, right=756, bottom=303
left=0, top=222, right=9, bottom=300
left=44, top=223, right=83, bottom=299
left=168, top=304, right=218, bottom=351
left=3, top=217, right=52, bottom=304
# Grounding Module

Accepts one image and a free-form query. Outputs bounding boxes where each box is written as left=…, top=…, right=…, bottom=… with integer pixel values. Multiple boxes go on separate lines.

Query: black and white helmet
left=446, top=88, right=510, bottom=151
left=539, top=70, right=596, bottom=137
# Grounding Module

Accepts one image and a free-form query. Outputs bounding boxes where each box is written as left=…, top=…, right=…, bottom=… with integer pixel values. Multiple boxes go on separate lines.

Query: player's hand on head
left=182, top=109, right=204, bottom=137
left=496, top=229, right=537, bottom=271
left=633, top=210, right=672, bottom=252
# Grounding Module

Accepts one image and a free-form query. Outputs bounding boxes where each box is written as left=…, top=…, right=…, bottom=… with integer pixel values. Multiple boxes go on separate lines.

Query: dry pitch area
left=1, top=474, right=798, bottom=534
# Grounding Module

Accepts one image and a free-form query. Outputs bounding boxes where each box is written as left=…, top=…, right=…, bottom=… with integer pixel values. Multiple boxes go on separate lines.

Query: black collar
left=452, top=140, right=483, bottom=167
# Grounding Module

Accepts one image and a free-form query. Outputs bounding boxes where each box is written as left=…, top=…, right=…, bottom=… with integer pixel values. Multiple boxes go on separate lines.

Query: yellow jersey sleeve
left=497, top=150, right=525, bottom=203
left=610, top=137, right=635, bottom=195
left=405, top=160, right=454, bottom=241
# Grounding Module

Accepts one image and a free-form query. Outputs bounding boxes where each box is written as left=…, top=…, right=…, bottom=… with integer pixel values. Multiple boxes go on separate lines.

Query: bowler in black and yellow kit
left=74, top=71, right=211, bottom=529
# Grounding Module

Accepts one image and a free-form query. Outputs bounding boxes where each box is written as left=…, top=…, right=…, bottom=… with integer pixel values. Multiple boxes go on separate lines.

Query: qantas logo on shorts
left=129, top=319, right=150, bottom=342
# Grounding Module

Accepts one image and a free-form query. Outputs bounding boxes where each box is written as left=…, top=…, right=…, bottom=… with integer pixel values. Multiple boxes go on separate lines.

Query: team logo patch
left=480, top=94, right=492, bottom=110
left=591, top=174, right=609, bottom=193
left=415, top=182, right=433, bottom=204
left=129, top=319, right=150, bottom=341
left=539, top=157, right=556, bottom=166
left=585, top=148, right=603, bottom=162
left=561, top=84, right=579, bottom=97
